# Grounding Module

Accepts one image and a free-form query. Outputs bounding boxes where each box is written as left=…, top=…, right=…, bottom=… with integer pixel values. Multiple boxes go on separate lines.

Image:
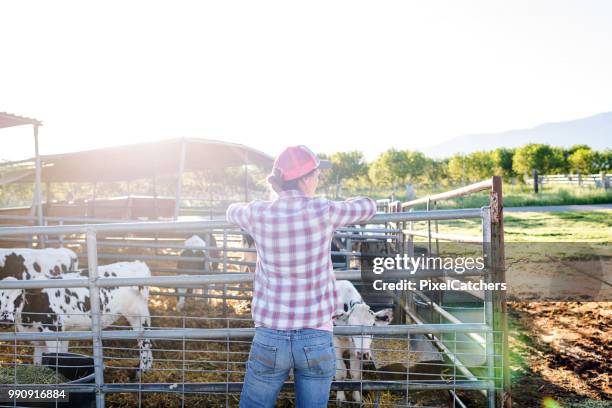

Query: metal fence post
left=481, top=206, right=496, bottom=408
left=174, top=138, right=187, bottom=220
left=58, top=220, right=64, bottom=247
left=222, top=229, right=228, bottom=315
left=41, top=218, right=48, bottom=249
left=33, top=124, right=44, bottom=228
left=426, top=198, right=432, bottom=255
left=87, top=229, right=105, bottom=408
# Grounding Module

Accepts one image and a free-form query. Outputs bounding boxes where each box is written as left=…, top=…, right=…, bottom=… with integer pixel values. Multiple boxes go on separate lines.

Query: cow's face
left=0, top=278, right=24, bottom=324
left=180, top=236, right=210, bottom=272
left=335, top=304, right=393, bottom=361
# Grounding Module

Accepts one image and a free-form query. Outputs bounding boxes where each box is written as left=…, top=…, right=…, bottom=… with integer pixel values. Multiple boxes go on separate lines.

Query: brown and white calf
left=333, top=280, right=393, bottom=404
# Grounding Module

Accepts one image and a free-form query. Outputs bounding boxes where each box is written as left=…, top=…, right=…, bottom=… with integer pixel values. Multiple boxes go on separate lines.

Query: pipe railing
left=0, top=267, right=486, bottom=291
left=0, top=323, right=492, bottom=342
left=0, top=209, right=482, bottom=237
left=401, top=179, right=493, bottom=209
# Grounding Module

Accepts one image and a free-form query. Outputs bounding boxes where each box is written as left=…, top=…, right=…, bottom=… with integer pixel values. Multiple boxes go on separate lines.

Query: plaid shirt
left=226, top=190, right=376, bottom=330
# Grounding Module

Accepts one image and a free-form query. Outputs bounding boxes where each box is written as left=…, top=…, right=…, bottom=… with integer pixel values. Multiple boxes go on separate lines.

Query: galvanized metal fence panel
left=0, top=179, right=507, bottom=407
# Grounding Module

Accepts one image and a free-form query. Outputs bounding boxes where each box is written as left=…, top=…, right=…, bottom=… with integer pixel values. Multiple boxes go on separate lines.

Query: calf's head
left=334, top=302, right=393, bottom=361
left=0, top=286, right=56, bottom=330
left=179, top=235, right=210, bottom=272
left=0, top=280, right=24, bottom=324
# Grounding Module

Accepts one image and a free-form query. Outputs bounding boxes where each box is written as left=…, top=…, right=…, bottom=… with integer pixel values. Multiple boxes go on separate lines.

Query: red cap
left=273, top=145, right=332, bottom=181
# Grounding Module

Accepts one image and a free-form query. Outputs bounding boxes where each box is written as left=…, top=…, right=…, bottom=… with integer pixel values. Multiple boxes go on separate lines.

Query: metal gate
left=0, top=177, right=508, bottom=407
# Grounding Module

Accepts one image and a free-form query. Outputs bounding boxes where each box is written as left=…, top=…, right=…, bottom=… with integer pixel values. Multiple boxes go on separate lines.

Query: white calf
left=333, top=280, right=393, bottom=404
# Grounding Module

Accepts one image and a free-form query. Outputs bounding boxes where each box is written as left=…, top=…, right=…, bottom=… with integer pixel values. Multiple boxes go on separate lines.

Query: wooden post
left=603, top=172, right=611, bottom=190
left=532, top=170, right=538, bottom=193
left=174, top=138, right=187, bottom=220
left=490, top=176, right=511, bottom=407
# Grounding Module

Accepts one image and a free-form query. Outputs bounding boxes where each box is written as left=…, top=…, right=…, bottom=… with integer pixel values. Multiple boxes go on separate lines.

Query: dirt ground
left=508, top=301, right=611, bottom=408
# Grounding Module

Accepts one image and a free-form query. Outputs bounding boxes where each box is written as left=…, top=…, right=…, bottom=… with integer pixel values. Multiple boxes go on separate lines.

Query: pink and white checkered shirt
left=226, top=190, right=376, bottom=331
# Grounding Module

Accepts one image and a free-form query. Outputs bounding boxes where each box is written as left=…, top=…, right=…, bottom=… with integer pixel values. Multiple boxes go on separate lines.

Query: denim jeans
left=239, top=327, right=335, bottom=408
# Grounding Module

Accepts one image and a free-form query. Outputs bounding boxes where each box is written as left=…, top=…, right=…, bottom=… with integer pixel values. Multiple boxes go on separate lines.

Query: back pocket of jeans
left=248, top=341, right=277, bottom=375
left=304, top=342, right=336, bottom=376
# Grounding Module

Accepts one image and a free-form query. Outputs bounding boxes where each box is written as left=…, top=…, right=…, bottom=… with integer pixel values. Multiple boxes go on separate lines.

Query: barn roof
left=0, top=112, right=42, bottom=128
left=1, top=138, right=273, bottom=183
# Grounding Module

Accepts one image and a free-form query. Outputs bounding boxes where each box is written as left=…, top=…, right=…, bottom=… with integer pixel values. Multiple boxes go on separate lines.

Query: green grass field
left=346, top=184, right=612, bottom=209
left=425, top=209, right=612, bottom=242
left=439, top=187, right=612, bottom=209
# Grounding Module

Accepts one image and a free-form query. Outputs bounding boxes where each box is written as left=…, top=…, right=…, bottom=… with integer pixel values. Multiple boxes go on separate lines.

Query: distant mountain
left=423, top=112, right=612, bottom=158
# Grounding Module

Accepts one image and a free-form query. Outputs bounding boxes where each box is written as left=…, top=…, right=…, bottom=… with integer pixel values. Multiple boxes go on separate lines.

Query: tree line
left=317, top=144, right=612, bottom=192
left=2, top=144, right=610, bottom=206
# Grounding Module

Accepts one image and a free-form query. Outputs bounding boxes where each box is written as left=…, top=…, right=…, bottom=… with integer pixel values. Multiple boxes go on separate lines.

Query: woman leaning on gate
left=226, top=145, right=376, bottom=408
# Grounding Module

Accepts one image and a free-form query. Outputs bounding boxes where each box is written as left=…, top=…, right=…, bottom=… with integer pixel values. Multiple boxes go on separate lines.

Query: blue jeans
left=239, top=327, right=335, bottom=408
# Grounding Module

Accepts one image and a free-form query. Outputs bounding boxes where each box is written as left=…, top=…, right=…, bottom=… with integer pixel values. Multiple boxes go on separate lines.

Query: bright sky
left=2, top=0, right=611, bottom=162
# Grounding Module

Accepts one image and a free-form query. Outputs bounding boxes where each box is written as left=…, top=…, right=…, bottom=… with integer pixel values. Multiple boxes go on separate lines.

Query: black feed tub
left=17, top=352, right=96, bottom=408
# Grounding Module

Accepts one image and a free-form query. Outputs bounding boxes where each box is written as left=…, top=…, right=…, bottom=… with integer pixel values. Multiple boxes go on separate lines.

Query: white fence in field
left=539, top=173, right=611, bottom=189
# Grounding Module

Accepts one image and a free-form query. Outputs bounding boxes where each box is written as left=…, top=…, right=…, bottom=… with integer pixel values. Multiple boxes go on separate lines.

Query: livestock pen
left=0, top=177, right=508, bottom=407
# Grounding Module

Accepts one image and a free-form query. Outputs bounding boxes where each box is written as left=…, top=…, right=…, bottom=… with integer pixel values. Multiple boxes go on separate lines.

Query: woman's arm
left=329, top=197, right=377, bottom=228
left=226, top=202, right=252, bottom=231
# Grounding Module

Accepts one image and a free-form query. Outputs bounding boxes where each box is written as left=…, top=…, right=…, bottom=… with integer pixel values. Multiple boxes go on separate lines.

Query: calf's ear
left=374, top=308, right=393, bottom=326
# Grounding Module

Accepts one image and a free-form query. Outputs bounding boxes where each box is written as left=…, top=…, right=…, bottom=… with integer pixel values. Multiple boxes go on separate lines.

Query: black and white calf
left=333, top=280, right=393, bottom=404
left=0, top=260, right=153, bottom=371
left=0, top=247, right=78, bottom=278
left=176, top=235, right=213, bottom=311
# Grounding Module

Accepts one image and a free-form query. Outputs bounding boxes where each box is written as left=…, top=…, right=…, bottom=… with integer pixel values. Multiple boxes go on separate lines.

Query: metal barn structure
left=0, top=177, right=509, bottom=407
left=0, top=112, right=44, bottom=227
left=0, top=137, right=273, bottom=230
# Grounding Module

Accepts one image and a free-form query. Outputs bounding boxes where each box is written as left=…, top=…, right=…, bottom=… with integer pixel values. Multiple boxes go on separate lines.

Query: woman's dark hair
left=267, top=168, right=316, bottom=194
